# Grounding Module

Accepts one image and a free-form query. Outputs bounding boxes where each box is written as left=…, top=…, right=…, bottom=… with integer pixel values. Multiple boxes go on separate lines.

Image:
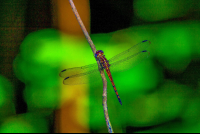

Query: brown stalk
left=68, top=0, right=114, bottom=133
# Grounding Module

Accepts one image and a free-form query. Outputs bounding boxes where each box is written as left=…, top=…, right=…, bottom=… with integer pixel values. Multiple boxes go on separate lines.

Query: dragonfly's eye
left=99, top=50, right=104, bottom=55
left=95, top=50, right=104, bottom=58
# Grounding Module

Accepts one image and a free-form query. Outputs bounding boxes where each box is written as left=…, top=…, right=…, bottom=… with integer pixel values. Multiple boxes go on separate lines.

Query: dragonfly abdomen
left=99, top=55, right=122, bottom=105
left=105, top=68, right=122, bottom=105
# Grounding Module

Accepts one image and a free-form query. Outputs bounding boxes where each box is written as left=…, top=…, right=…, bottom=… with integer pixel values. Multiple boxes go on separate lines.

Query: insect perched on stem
left=60, top=40, right=150, bottom=105
left=66, top=0, right=150, bottom=132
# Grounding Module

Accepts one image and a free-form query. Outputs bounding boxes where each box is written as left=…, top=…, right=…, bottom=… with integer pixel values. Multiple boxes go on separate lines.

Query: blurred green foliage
left=0, top=75, right=15, bottom=122
left=89, top=20, right=200, bottom=132
left=13, top=29, right=62, bottom=111
left=88, top=1, right=200, bottom=130
left=0, top=75, right=14, bottom=107
left=12, top=19, right=200, bottom=134
left=0, top=0, right=200, bottom=133
left=134, top=0, right=196, bottom=21
left=0, top=113, right=48, bottom=133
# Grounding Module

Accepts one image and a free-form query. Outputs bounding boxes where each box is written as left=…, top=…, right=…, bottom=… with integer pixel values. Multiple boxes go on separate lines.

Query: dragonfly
left=59, top=40, right=151, bottom=105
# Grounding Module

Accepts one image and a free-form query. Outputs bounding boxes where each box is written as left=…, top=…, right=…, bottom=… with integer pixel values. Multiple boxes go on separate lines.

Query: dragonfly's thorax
left=95, top=50, right=110, bottom=69
left=95, top=50, right=104, bottom=58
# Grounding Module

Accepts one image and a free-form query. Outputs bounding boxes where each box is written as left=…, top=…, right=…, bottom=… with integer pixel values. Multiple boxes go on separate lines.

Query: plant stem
left=68, top=0, right=96, bottom=54
left=68, top=0, right=114, bottom=133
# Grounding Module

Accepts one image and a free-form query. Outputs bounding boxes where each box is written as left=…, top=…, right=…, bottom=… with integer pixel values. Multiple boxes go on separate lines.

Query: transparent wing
left=59, top=62, right=98, bottom=78
left=108, top=40, right=150, bottom=71
left=109, top=50, right=150, bottom=72
left=62, top=68, right=102, bottom=85
left=60, top=40, right=150, bottom=85
left=59, top=62, right=100, bottom=85
left=108, top=40, right=150, bottom=64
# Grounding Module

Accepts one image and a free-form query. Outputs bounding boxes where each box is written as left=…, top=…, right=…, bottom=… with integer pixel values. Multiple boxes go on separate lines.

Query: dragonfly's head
left=95, top=50, right=104, bottom=58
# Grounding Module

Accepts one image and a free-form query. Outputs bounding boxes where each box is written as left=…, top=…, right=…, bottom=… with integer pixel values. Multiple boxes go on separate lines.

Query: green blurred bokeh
left=0, top=113, right=48, bottom=133
left=12, top=22, right=200, bottom=133
left=13, top=29, right=63, bottom=111
left=1, top=0, right=199, bottom=133
left=134, top=0, right=196, bottom=22
left=0, top=75, right=15, bottom=122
